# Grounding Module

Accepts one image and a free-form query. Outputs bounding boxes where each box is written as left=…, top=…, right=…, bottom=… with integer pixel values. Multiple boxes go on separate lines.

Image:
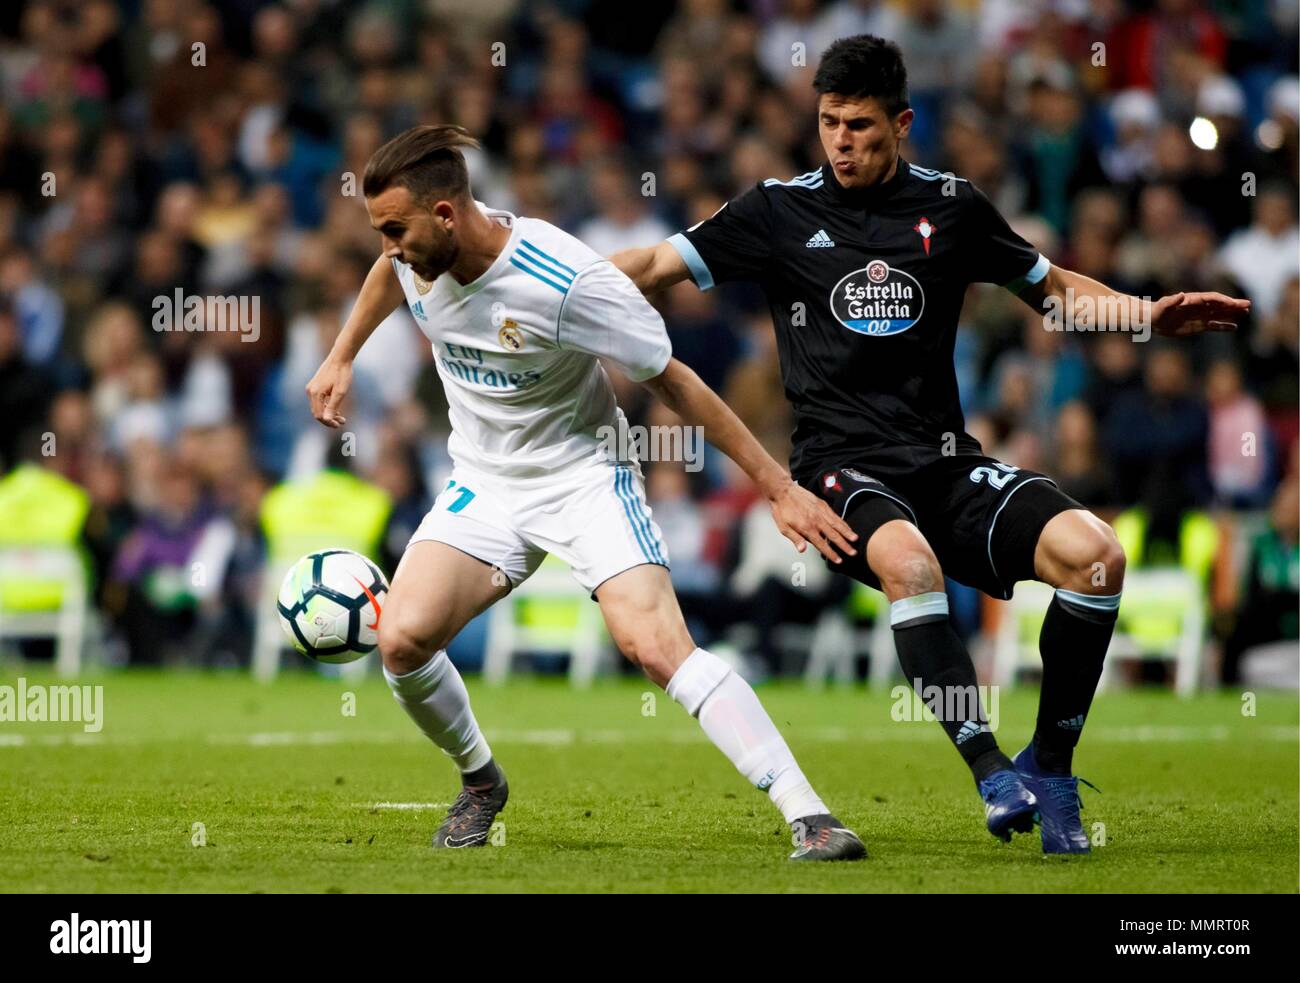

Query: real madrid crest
left=498, top=319, right=524, bottom=351
left=413, top=273, right=433, bottom=294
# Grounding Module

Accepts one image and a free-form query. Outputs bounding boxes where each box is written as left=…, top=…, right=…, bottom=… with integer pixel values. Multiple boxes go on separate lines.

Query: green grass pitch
left=0, top=668, right=1296, bottom=893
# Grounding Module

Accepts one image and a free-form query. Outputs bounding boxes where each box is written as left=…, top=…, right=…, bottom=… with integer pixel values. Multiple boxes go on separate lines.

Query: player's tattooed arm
left=1018, top=263, right=1250, bottom=338
left=640, top=358, right=858, bottom=563
left=609, top=241, right=692, bottom=297
left=306, top=254, right=405, bottom=428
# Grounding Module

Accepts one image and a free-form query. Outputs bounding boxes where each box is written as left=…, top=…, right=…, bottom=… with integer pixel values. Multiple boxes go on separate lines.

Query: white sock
left=384, top=651, right=493, bottom=773
left=666, top=647, right=829, bottom=824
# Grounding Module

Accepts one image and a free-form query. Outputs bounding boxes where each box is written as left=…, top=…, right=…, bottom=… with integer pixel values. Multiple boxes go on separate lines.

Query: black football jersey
left=667, top=159, right=1048, bottom=481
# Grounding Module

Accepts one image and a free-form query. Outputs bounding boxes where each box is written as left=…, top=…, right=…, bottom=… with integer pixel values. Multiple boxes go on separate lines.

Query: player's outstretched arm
left=641, top=358, right=858, bottom=564
left=306, top=254, right=405, bottom=428
left=609, top=241, right=693, bottom=296
left=1018, top=263, right=1251, bottom=338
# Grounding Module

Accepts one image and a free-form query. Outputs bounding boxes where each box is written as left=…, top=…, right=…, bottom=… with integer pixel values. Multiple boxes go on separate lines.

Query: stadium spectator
left=1105, top=0, right=1227, bottom=95
left=1206, top=357, right=1272, bottom=508
left=1219, top=477, right=1299, bottom=685
left=1050, top=401, right=1116, bottom=510
left=661, top=279, right=743, bottom=395
left=0, top=296, right=49, bottom=471
left=0, top=245, right=63, bottom=366
left=1217, top=183, right=1300, bottom=321
left=1101, top=89, right=1162, bottom=185
left=1012, top=69, right=1107, bottom=235
left=1259, top=75, right=1299, bottom=185
left=758, top=0, right=823, bottom=87
left=575, top=157, right=674, bottom=256
left=1248, top=274, right=1300, bottom=452
left=1103, top=345, right=1212, bottom=508
left=106, top=457, right=213, bottom=665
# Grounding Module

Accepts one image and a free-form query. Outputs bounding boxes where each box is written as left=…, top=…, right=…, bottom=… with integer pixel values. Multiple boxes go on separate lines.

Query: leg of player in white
left=378, top=541, right=511, bottom=848
left=595, top=563, right=850, bottom=848
left=380, top=462, right=865, bottom=859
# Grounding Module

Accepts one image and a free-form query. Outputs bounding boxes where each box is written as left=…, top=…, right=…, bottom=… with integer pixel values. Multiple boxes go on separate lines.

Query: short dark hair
left=812, top=34, right=909, bottom=117
left=362, top=124, right=480, bottom=204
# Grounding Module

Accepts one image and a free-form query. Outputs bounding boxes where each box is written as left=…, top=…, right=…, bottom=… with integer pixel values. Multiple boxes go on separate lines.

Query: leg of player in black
left=1031, top=509, right=1127, bottom=771
left=836, top=492, right=1037, bottom=842
left=992, top=480, right=1127, bottom=854
left=860, top=509, right=1009, bottom=775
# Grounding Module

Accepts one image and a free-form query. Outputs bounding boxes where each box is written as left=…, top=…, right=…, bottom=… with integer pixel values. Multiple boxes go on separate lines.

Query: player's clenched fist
left=306, top=357, right=352, bottom=428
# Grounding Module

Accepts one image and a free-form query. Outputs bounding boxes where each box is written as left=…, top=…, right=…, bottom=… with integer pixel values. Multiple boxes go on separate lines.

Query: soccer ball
left=277, top=549, right=389, bottom=663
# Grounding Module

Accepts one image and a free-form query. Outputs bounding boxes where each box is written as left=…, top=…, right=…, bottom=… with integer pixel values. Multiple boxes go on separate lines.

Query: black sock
left=462, top=758, right=501, bottom=789
left=891, top=592, right=1011, bottom=784
left=1034, top=590, right=1120, bottom=774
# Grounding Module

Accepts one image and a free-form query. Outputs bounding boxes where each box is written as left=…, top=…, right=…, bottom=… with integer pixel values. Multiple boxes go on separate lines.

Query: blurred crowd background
left=0, top=0, right=1296, bottom=684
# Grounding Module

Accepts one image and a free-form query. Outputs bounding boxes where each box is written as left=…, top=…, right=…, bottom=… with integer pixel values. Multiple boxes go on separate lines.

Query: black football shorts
left=806, top=455, right=1083, bottom=600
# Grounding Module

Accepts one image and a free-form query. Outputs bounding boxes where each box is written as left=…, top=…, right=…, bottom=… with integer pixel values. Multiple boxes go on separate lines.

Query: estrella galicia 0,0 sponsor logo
left=830, top=260, right=925, bottom=337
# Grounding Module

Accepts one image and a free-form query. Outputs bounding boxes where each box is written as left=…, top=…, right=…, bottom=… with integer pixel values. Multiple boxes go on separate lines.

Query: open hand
left=767, top=478, right=859, bottom=564
left=1151, top=291, right=1250, bottom=337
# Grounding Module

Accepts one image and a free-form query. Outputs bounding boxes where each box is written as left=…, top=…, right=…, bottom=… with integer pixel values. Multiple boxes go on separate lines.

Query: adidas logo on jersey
left=1057, top=714, right=1086, bottom=731
left=411, top=300, right=427, bottom=321
left=805, top=229, right=835, bottom=248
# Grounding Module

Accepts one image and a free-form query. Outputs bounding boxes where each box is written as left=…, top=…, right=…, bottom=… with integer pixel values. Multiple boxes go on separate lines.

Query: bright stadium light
left=1189, top=116, right=1219, bottom=150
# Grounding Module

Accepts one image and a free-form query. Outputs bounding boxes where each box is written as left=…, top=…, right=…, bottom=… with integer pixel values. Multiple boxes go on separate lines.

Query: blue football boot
left=1013, top=744, right=1098, bottom=855
left=977, top=769, right=1039, bottom=843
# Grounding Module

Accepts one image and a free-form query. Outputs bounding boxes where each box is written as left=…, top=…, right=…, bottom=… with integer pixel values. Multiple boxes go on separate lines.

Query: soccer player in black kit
left=613, top=35, right=1249, bottom=855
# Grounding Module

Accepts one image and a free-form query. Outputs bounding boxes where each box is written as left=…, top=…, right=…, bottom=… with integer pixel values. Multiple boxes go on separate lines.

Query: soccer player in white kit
left=306, top=125, right=865, bottom=860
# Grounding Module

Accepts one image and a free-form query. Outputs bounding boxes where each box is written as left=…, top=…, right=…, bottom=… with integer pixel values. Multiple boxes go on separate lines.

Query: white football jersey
left=390, top=203, right=672, bottom=478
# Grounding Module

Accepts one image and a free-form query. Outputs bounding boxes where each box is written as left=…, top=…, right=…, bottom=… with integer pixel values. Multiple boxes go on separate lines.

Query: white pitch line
left=0, top=732, right=121, bottom=747
left=205, top=731, right=406, bottom=746
left=0, top=724, right=1294, bottom=749
left=360, top=802, right=451, bottom=810
left=504, top=728, right=575, bottom=745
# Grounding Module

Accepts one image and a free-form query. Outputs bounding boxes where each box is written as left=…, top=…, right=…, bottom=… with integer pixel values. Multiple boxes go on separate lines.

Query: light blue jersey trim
left=763, top=168, right=824, bottom=189
left=508, top=255, right=570, bottom=295
left=908, top=163, right=967, bottom=184
left=889, top=591, right=950, bottom=627
left=631, top=467, right=665, bottom=564
left=614, top=467, right=662, bottom=564
left=629, top=468, right=666, bottom=565
left=1055, top=588, right=1122, bottom=612
left=519, top=239, right=577, bottom=277
left=666, top=232, right=715, bottom=292
left=1003, top=253, right=1050, bottom=295
left=614, top=467, right=650, bottom=562
left=514, top=251, right=574, bottom=285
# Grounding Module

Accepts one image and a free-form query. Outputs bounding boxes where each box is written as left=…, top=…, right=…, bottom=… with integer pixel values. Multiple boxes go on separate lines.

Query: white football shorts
left=407, top=457, right=669, bottom=595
